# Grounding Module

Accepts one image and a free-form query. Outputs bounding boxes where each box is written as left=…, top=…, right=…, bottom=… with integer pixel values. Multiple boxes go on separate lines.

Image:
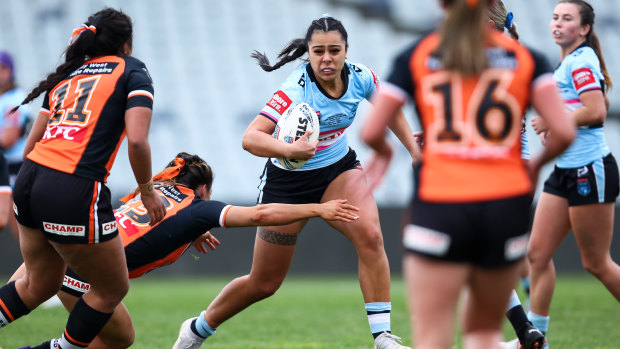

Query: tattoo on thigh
left=258, top=227, right=298, bottom=246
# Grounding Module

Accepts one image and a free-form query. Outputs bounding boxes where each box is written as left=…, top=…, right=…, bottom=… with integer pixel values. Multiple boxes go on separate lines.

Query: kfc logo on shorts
left=43, top=221, right=86, bottom=237
left=102, top=221, right=117, bottom=235
left=267, top=90, right=292, bottom=115
left=572, top=68, right=596, bottom=90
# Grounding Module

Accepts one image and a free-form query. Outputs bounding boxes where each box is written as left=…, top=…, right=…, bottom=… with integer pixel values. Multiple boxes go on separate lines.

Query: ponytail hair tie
left=69, top=24, right=97, bottom=45
left=466, top=0, right=478, bottom=8
left=321, top=13, right=332, bottom=19
left=153, top=158, right=186, bottom=181
left=119, top=157, right=186, bottom=203
left=505, top=12, right=514, bottom=30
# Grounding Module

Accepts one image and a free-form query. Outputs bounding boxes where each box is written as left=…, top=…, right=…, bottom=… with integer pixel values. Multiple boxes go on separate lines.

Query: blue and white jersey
left=0, top=87, right=29, bottom=165
left=554, top=44, right=609, bottom=168
left=260, top=61, right=379, bottom=170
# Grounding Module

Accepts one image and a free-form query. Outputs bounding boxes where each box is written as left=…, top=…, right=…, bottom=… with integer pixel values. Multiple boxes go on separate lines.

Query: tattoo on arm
left=258, top=227, right=298, bottom=246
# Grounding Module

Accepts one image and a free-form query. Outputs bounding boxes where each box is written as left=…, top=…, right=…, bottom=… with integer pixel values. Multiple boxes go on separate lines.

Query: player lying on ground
left=10, top=152, right=359, bottom=348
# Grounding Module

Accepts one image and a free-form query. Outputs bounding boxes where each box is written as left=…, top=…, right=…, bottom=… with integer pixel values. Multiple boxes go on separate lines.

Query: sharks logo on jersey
left=260, top=61, right=379, bottom=170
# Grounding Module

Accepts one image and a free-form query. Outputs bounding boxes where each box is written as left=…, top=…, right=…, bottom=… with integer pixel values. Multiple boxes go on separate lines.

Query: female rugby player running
left=174, top=14, right=418, bottom=349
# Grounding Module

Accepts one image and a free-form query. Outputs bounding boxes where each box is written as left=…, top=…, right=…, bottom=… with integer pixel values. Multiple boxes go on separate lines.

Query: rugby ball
left=273, top=102, right=320, bottom=170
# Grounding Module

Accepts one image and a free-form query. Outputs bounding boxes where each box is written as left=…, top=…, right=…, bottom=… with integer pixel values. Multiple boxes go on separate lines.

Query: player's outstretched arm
left=224, top=200, right=359, bottom=228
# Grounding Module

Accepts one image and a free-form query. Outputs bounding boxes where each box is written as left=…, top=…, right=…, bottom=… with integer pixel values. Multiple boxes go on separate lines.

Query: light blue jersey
left=0, top=87, right=29, bottom=165
left=260, top=61, right=379, bottom=170
left=554, top=44, right=609, bottom=168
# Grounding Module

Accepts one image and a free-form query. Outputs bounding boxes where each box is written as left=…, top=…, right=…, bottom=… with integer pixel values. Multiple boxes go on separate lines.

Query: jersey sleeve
left=190, top=200, right=230, bottom=229
left=124, top=57, right=155, bottom=110
left=385, top=43, right=417, bottom=102
left=350, top=62, right=380, bottom=100
left=568, top=50, right=603, bottom=94
left=259, top=67, right=305, bottom=124
left=40, top=93, right=51, bottom=116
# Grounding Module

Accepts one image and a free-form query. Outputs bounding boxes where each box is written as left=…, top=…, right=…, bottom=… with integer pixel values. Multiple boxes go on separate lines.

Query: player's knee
left=95, top=282, right=129, bottom=307
left=20, top=277, right=62, bottom=306
left=581, top=256, right=609, bottom=278
left=526, top=249, right=549, bottom=271
left=354, top=228, right=385, bottom=255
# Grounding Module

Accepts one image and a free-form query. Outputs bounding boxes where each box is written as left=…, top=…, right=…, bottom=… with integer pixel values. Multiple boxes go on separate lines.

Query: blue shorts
left=257, top=148, right=361, bottom=204
left=543, top=153, right=619, bottom=206
left=13, top=160, right=118, bottom=244
left=404, top=194, right=531, bottom=268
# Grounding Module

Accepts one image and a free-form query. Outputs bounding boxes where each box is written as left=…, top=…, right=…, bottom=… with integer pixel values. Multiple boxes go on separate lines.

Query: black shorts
left=60, top=267, right=91, bottom=297
left=543, top=153, right=619, bottom=206
left=404, top=194, right=531, bottom=268
left=257, top=148, right=362, bottom=204
left=0, top=153, right=11, bottom=195
left=8, top=161, right=23, bottom=187
left=13, top=160, right=118, bottom=244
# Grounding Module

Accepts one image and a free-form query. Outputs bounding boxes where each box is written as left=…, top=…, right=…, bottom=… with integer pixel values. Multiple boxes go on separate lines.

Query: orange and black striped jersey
left=383, top=31, right=554, bottom=202
left=115, top=184, right=231, bottom=278
left=28, top=56, right=154, bottom=182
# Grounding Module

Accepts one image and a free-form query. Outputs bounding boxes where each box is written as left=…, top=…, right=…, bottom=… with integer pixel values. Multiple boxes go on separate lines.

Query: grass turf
left=0, top=274, right=618, bottom=348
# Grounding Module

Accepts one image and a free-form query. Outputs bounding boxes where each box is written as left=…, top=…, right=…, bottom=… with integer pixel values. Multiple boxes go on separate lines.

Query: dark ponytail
left=165, top=152, right=214, bottom=193
left=559, top=0, right=612, bottom=90
left=16, top=8, right=133, bottom=109
left=251, top=15, right=348, bottom=72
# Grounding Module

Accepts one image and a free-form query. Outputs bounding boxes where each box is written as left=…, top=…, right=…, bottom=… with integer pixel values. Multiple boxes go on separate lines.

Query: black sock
left=506, top=304, right=531, bottom=342
left=0, top=280, right=31, bottom=327
left=61, top=297, right=113, bottom=347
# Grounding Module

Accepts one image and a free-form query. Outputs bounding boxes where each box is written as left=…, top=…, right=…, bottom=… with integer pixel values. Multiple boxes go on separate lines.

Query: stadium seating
left=1, top=0, right=619, bottom=205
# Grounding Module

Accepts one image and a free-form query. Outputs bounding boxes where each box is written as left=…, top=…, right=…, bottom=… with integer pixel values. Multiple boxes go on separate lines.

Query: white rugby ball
left=273, top=102, right=320, bottom=170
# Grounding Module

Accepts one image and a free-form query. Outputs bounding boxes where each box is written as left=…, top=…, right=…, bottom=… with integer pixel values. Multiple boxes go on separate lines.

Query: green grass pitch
left=1, top=275, right=618, bottom=348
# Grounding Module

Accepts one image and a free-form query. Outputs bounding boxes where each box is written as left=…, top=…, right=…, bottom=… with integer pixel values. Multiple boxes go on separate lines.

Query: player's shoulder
left=566, top=45, right=600, bottom=68
left=121, top=56, right=150, bottom=75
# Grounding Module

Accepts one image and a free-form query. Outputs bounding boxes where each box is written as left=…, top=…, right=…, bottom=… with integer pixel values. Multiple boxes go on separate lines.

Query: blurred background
left=0, top=0, right=618, bottom=277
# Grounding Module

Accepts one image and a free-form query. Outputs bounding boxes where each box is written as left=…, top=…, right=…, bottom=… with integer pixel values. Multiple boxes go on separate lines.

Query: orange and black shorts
left=13, top=159, right=118, bottom=244
left=403, top=194, right=531, bottom=268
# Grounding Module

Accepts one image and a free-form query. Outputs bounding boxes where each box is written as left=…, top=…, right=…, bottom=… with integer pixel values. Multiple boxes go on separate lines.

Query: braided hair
left=251, top=15, right=348, bottom=72
left=15, top=8, right=133, bottom=109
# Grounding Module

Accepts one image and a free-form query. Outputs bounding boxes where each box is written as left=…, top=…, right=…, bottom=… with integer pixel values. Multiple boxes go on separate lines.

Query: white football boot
left=172, top=318, right=205, bottom=349
left=374, top=332, right=412, bottom=349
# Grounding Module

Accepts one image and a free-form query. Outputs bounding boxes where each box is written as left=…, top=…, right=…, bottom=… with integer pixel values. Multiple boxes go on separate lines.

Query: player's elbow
left=249, top=207, right=269, bottom=225
left=591, top=106, right=607, bottom=124
left=241, top=135, right=253, bottom=153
